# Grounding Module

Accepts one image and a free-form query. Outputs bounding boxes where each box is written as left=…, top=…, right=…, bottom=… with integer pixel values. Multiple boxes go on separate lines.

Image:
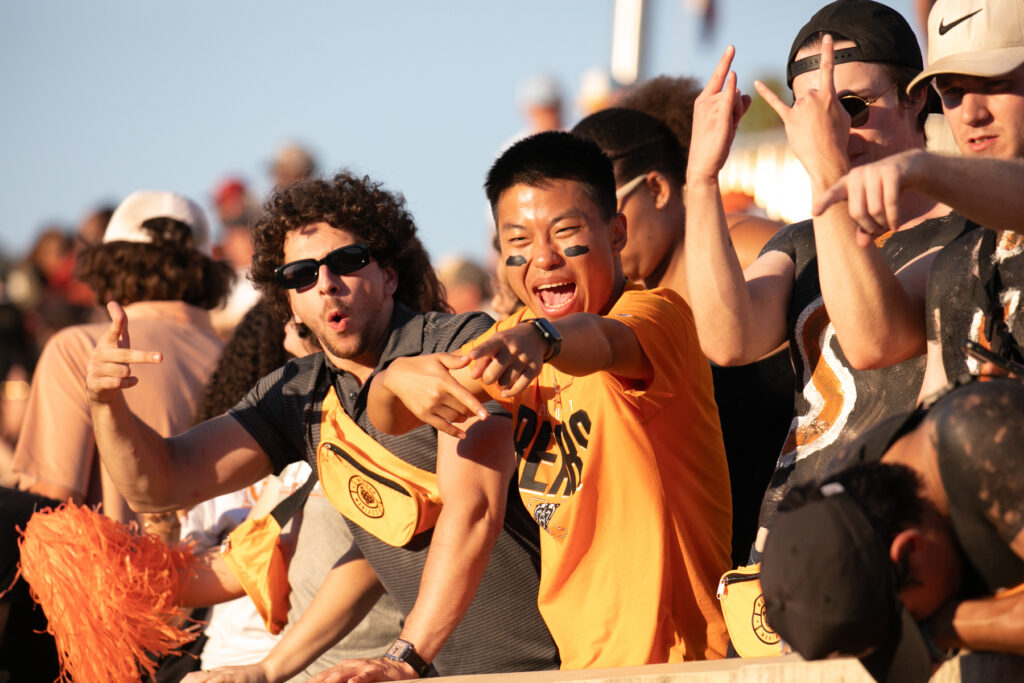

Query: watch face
left=385, top=641, right=411, bottom=659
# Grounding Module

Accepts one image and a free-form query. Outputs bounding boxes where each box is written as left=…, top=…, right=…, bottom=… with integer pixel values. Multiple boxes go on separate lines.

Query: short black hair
left=571, top=108, right=687, bottom=189
left=781, top=462, right=924, bottom=553
left=485, top=131, right=617, bottom=222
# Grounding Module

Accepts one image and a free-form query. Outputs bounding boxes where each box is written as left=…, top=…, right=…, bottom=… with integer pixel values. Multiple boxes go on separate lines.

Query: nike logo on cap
left=938, top=8, right=982, bottom=35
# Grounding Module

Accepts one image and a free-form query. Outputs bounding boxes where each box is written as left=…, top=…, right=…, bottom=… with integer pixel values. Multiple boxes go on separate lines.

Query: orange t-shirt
left=463, top=286, right=731, bottom=669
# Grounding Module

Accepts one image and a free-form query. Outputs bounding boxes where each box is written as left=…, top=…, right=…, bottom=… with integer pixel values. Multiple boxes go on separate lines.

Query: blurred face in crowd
left=793, top=39, right=924, bottom=168
left=282, top=222, right=395, bottom=373
left=933, top=65, right=1024, bottom=160
left=496, top=179, right=626, bottom=319
left=615, top=172, right=679, bottom=286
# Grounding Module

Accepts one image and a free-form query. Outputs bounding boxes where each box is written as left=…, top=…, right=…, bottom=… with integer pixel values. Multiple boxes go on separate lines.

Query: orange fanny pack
left=221, top=473, right=316, bottom=634
left=716, top=563, right=784, bottom=658
left=316, top=387, right=443, bottom=547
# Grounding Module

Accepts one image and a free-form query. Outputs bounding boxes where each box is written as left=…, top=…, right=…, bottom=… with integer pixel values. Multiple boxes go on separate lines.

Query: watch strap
left=530, top=318, right=562, bottom=361
left=383, top=638, right=430, bottom=676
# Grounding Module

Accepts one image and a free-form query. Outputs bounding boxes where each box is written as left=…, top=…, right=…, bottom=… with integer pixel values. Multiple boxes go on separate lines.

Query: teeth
left=536, top=282, right=572, bottom=290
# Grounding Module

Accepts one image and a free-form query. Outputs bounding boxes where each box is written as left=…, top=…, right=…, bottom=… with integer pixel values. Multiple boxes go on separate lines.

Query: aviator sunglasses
left=275, top=243, right=372, bottom=289
left=838, top=81, right=896, bottom=128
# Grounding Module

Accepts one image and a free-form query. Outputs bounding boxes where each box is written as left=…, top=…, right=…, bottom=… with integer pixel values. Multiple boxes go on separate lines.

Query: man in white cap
left=815, top=0, right=1024, bottom=397
left=10, top=190, right=233, bottom=525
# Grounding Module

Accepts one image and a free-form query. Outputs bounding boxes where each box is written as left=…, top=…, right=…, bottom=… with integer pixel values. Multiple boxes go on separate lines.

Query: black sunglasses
left=275, top=243, right=372, bottom=289
left=839, top=82, right=896, bottom=128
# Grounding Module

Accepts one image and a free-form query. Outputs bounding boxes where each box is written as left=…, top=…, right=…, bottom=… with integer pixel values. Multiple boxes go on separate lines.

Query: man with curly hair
left=86, top=172, right=559, bottom=681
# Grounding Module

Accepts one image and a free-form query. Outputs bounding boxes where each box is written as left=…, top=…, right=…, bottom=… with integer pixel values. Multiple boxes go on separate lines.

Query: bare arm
left=369, top=310, right=653, bottom=437
left=928, top=590, right=1024, bottom=655
left=182, top=551, right=386, bottom=683
left=817, top=150, right=1024, bottom=235
left=755, top=36, right=934, bottom=369
left=685, top=46, right=792, bottom=365
left=87, top=301, right=273, bottom=511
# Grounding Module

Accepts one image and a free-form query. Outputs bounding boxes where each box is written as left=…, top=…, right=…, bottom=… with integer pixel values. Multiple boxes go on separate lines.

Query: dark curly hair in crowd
left=76, top=218, right=234, bottom=309
left=617, top=75, right=703, bottom=170
left=572, top=108, right=687, bottom=189
left=194, top=299, right=292, bottom=423
left=251, top=172, right=449, bottom=323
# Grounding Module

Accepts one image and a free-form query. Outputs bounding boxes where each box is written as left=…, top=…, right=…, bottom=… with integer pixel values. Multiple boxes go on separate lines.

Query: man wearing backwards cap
left=815, top=0, right=1024, bottom=398
left=10, top=190, right=232, bottom=525
left=685, top=0, right=968, bottom=558
left=762, top=377, right=1024, bottom=681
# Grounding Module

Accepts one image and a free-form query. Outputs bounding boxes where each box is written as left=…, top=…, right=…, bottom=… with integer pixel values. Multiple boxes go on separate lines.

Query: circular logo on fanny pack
left=348, top=475, right=384, bottom=518
left=751, top=593, right=780, bottom=644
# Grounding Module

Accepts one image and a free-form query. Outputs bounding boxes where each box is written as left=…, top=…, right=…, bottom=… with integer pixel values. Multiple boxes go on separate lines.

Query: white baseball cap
left=103, top=190, right=211, bottom=254
left=909, top=0, right=1024, bottom=91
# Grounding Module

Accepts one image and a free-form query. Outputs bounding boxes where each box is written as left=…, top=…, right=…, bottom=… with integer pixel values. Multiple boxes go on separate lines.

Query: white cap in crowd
left=909, top=0, right=1024, bottom=90
left=103, top=190, right=211, bottom=254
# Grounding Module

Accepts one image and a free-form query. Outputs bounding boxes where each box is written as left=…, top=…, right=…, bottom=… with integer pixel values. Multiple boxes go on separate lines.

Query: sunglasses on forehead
left=838, top=81, right=897, bottom=128
left=275, top=243, right=372, bottom=289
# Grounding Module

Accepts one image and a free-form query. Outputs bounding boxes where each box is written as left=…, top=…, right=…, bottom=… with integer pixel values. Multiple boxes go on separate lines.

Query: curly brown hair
left=75, top=217, right=234, bottom=309
left=194, top=298, right=290, bottom=423
left=617, top=75, right=702, bottom=170
left=251, top=172, right=449, bottom=322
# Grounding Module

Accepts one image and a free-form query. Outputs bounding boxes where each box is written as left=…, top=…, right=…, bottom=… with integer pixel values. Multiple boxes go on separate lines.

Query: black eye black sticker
left=505, top=255, right=527, bottom=267
left=564, top=245, right=590, bottom=257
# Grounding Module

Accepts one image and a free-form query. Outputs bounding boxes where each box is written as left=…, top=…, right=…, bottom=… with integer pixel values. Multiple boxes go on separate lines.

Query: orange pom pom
left=17, top=502, right=200, bottom=682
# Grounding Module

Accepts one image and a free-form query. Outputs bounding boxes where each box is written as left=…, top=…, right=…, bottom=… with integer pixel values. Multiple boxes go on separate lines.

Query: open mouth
left=327, top=310, right=348, bottom=331
left=534, top=281, right=577, bottom=312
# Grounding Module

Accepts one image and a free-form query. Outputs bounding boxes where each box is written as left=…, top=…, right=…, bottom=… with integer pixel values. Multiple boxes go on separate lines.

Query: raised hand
left=465, top=322, right=548, bottom=398
left=86, top=301, right=162, bottom=404
left=378, top=353, right=486, bottom=438
left=754, top=34, right=850, bottom=189
left=688, top=45, right=752, bottom=184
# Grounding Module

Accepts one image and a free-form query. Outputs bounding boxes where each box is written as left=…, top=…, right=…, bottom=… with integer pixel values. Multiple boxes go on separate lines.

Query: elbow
left=841, top=337, right=924, bottom=371
left=702, top=341, right=755, bottom=367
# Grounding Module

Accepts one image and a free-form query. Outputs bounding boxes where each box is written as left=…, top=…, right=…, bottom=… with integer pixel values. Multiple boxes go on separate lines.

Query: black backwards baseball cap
left=787, top=0, right=925, bottom=88
left=760, top=481, right=933, bottom=683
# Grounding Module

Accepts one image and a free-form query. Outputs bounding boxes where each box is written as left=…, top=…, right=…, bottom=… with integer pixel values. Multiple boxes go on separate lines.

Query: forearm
left=812, top=204, right=928, bottom=368
left=399, top=419, right=511, bottom=665
left=909, top=153, right=1024, bottom=232
left=175, top=547, right=245, bottom=608
left=543, top=313, right=647, bottom=379
left=398, top=491, right=504, bottom=664
left=684, top=178, right=783, bottom=364
left=89, top=392, right=180, bottom=511
left=260, top=559, right=386, bottom=683
left=367, top=371, right=424, bottom=435
left=928, top=591, right=1024, bottom=655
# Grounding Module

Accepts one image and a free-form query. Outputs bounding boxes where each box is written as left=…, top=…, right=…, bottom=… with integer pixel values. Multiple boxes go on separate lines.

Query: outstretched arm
left=685, top=46, right=792, bottom=365
left=369, top=311, right=653, bottom=437
left=87, top=301, right=273, bottom=511
left=816, top=150, right=1024, bottom=236
left=755, top=36, right=938, bottom=369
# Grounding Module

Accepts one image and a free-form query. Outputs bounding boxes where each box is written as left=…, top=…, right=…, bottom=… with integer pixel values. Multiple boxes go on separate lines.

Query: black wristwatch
left=383, top=638, right=430, bottom=676
left=530, top=318, right=562, bottom=361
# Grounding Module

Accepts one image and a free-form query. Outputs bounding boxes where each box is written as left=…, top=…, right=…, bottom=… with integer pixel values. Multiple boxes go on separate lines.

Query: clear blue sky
left=0, top=0, right=918, bottom=266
